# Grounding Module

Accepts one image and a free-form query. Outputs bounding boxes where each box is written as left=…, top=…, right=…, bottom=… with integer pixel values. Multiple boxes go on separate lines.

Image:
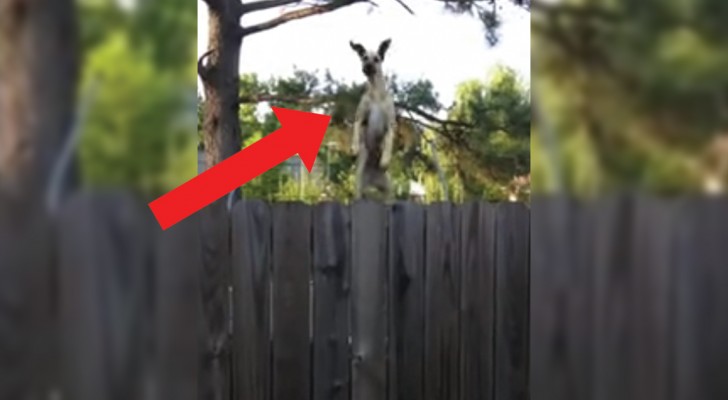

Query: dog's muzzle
left=363, top=63, right=375, bottom=76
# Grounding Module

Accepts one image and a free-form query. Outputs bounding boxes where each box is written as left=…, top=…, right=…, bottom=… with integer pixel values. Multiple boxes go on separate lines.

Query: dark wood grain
left=272, top=202, right=312, bottom=400
left=350, top=200, right=388, bottom=400
left=591, top=195, right=638, bottom=400
left=494, top=202, right=529, bottom=400
left=424, top=202, right=461, bottom=400
left=312, top=202, right=351, bottom=400
left=231, top=200, right=272, bottom=400
left=199, top=199, right=232, bottom=400
left=674, top=197, right=728, bottom=400
left=0, top=198, right=53, bottom=400
left=388, top=202, right=425, bottom=400
left=459, top=202, right=496, bottom=400
left=629, top=196, right=673, bottom=400
left=154, top=208, right=203, bottom=400
left=56, top=192, right=152, bottom=400
left=529, top=197, right=592, bottom=400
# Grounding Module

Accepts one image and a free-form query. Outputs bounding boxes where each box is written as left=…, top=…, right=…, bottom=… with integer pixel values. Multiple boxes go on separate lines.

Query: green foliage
left=220, top=64, right=530, bottom=203
left=77, top=0, right=196, bottom=197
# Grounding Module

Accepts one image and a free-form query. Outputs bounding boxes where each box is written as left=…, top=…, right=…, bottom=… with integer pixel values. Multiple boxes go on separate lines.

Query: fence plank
left=272, top=202, right=312, bottom=400
left=313, top=202, right=351, bottom=400
left=674, top=198, right=728, bottom=400
left=529, top=197, right=592, bottom=400
left=154, top=211, right=202, bottom=400
left=388, top=202, right=426, bottom=400
left=232, top=200, right=272, bottom=400
left=494, top=203, right=529, bottom=400
left=424, top=202, right=461, bottom=400
left=460, top=202, right=496, bottom=400
left=0, top=203, right=53, bottom=399
left=351, top=200, right=388, bottom=400
left=57, top=192, right=152, bottom=400
left=199, top=200, right=232, bottom=400
left=591, top=195, right=637, bottom=400
left=629, top=197, right=674, bottom=400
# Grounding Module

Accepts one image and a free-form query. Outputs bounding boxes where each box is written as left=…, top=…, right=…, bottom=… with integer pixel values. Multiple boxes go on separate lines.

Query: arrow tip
left=272, top=106, right=332, bottom=173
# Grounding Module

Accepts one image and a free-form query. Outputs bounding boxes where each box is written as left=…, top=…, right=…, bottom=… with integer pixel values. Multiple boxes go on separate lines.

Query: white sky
left=197, top=0, right=530, bottom=108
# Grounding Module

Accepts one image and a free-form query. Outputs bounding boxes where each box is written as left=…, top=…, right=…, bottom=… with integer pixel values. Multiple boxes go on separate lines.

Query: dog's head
left=350, top=39, right=391, bottom=78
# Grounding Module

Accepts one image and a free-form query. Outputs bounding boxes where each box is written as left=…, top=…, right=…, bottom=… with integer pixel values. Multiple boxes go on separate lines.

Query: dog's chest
left=363, top=103, right=387, bottom=152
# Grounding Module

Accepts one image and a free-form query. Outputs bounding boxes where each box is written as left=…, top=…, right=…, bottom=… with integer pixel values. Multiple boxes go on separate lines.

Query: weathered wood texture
left=15, top=194, right=728, bottom=400
left=231, top=200, right=271, bottom=400
left=6, top=195, right=535, bottom=400
left=388, top=202, right=425, bottom=400
left=424, top=203, right=461, bottom=400
left=351, top=201, right=388, bottom=400
left=494, top=203, right=530, bottom=400
left=313, top=202, right=351, bottom=400
left=56, top=192, right=153, bottom=400
left=271, top=202, right=312, bottom=400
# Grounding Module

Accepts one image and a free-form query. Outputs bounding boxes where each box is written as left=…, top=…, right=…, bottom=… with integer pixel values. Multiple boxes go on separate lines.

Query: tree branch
left=242, top=0, right=303, bottom=13
left=241, top=0, right=367, bottom=36
left=393, top=0, right=415, bottom=15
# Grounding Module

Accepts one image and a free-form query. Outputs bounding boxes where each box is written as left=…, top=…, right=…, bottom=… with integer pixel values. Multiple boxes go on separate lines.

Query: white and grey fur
left=350, top=38, right=396, bottom=199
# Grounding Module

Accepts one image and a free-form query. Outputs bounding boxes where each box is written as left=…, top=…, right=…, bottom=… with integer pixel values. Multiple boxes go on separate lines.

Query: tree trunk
left=198, top=3, right=244, bottom=400
left=0, top=0, right=79, bottom=399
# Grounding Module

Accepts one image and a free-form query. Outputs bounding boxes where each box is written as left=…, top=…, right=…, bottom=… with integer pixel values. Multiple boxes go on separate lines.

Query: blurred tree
left=0, top=1, right=79, bottom=400
left=77, top=0, right=197, bottom=198
left=79, top=32, right=194, bottom=197
left=531, top=0, right=728, bottom=195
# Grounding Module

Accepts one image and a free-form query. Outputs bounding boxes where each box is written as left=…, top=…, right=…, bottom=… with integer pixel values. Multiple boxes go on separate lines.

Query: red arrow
left=149, top=106, right=331, bottom=230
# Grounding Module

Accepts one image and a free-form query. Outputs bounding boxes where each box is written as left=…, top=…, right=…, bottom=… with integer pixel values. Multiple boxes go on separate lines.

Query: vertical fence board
left=630, top=197, right=673, bottom=400
left=199, top=200, right=232, bottom=400
left=494, top=203, right=529, bottom=400
left=232, top=200, right=272, bottom=400
left=592, top=196, right=636, bottom=400
left=530, top=197, right=592, bottom=400
left=388, top=202, right=426, bottom=400
left=155, top=212, right=202, bottom=400
left=424, top=203, right=461, bottom=400
left=351, top=201, right=388, bottom=400
left=313, top=202, right=351, bottom=400
left=57, top=192, right=152, bottom=400
left=674, top=198, right=728, bottom=400
left=0, top=204, right=53, bottom=399
left=272, top=202, right=312, bottom=400
left=460, top=202, right=496, bottom=400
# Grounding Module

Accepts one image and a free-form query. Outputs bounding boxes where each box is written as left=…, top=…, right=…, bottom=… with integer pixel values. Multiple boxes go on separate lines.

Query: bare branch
left=393, top=0, right=415, bottom=15
left=395, top=102, right=474, bottom=129
left=239, top=93, right=335, bottom=105
left=241, top=0, right=367, bottom=36
left=242, top=0, right=303, bottom=13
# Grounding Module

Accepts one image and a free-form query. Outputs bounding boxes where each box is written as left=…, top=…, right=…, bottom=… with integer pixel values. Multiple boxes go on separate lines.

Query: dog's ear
left=377, top=38, right=392, bottom=60
left=350, top=41, right=366, bottom=58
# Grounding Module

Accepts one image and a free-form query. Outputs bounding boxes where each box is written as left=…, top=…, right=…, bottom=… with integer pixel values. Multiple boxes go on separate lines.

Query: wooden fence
left=230, top=200, right=529, bottom=400
left=16, top=193, right=728, bottom=400
left=0, top=192, right=530, bottom=400
left=531, top=195, right=728, bottom=400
